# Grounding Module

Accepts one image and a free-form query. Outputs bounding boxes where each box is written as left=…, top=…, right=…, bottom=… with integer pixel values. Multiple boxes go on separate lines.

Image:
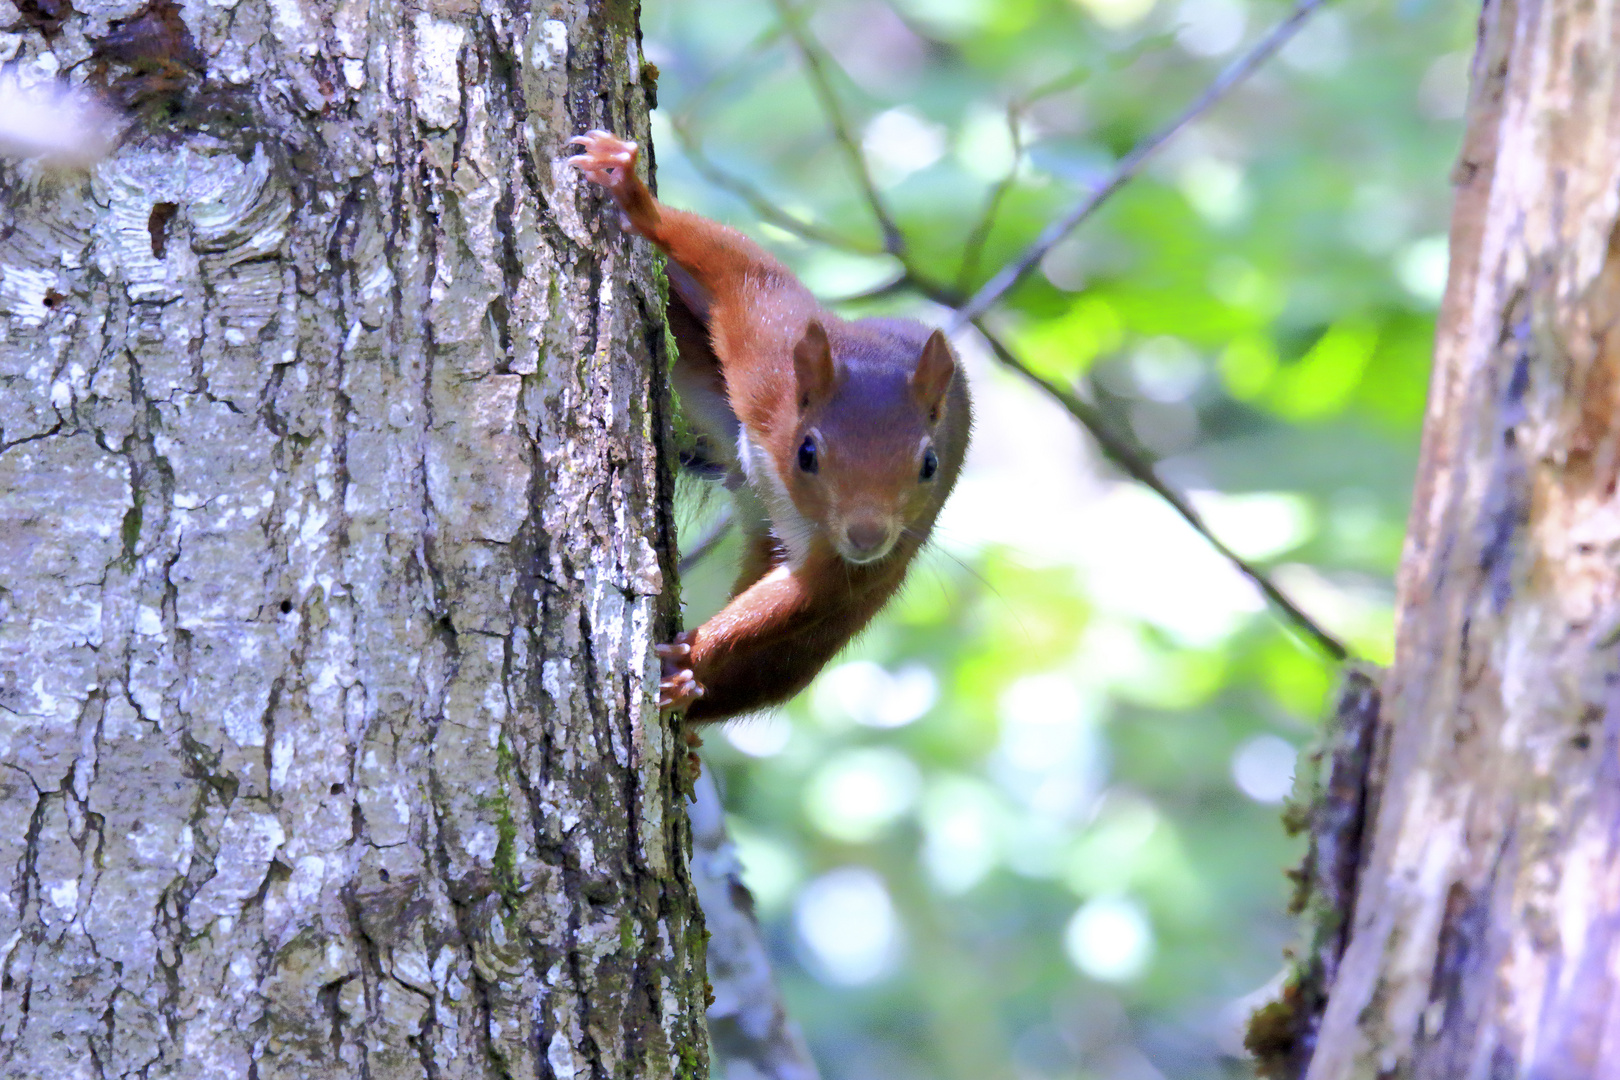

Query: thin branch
left=953, top=57, right=1112, bottom=292
left=867, top=275, right=1352, bottom=661
left=1021, top=62, right=1099, bottom=107
left=971, top=320, right=1350, bottom=662
left=691, top=768, right=823, bottom=1080
left=768, top=0, right=908, bottom=257
left=823, top=274, right=912, bottom=305
left=669, top=0, right=1349, bottom=663
left=660, top=22, right=878, bottom=252
left=667, top=119, right=879, bottom=254
left=669, top=22, right=789, bottom=126
left=954, top=104, right=1026, bottom=293
left=677, top=509, right=734, bottom=576
left=948, top=0, right=1329, bottom=332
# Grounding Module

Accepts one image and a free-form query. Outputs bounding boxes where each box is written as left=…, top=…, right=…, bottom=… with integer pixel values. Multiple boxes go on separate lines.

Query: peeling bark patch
left=1420, top=871, right=1492, bottom=1056
left=1477, top=330, right=1534, bottom=613
left=1249, top=667, right=1381, bottom=1078
left=147, top=203, right=179, bottom=260
left=413, top=13, right=469, bottom=130
left=1477, top=453, right=1528, bottom=614
left=16, top=0, right=73, bottom=37
left=1526, top=679, right=1620, bottom=1074
left=92, top=0, right=204, bottom=71
left=1309, top=671, right=1381, bottom=931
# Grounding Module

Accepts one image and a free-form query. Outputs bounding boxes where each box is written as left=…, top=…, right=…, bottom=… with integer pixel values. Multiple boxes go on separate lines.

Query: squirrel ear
left=793, top=319, right=836, bottom=410
left=911, top=329, right=956, bottom=419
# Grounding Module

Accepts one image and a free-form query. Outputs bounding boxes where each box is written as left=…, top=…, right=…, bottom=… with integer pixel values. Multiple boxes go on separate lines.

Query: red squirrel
left=568, top=130, right=971, bottom=724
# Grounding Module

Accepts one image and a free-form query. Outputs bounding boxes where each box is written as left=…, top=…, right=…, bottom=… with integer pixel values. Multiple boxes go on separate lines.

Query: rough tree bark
left=0, top=0, right=710, bottom=1076
left=1300, top=1, right=1620, bottom=1075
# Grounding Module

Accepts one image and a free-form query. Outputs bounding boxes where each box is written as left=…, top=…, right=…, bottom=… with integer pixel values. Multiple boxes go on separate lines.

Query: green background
left=642, top=1, right=1473, bottom=1076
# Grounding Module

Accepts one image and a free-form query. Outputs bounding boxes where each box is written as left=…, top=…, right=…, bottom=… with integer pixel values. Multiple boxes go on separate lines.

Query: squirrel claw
left=658, top=632, right=704, bottom=714
left=567, top=130, right=638, bottom=188
left=659, top=671, right=705, bottom=713
left=682, top=729, right=704, bottom=786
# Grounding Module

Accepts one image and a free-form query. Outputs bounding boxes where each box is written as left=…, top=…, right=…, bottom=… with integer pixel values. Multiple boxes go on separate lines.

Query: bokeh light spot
left=1064, top=895, right=1154, bottom=982
left=805, top=747, right=923, bottom=842
left=864, top=107, right=947, bottom=186
left=724, top=715, right=792, bottom=758
left=1396, top=235, right=1450, bottom=306
left=795, top=867, right=903, bottom=985
left=815, top=660, right=938, bottom=728
left=1231, top=734, right=1298, bottom=804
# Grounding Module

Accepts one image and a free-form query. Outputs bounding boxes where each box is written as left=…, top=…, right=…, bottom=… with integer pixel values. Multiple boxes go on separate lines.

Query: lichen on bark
left=0, top=0, right=707, bottom=1076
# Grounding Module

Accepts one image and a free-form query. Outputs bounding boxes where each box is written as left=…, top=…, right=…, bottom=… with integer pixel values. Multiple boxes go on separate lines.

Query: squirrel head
left=781, top=320, right=958, bottom=564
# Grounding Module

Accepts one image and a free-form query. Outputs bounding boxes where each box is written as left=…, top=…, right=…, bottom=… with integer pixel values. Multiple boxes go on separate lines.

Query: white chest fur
left=736, top=430, right=816, bottom=568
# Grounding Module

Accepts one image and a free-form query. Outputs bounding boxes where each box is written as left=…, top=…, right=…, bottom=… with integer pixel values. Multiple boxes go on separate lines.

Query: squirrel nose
left=844, top=520, right=892, bottom=561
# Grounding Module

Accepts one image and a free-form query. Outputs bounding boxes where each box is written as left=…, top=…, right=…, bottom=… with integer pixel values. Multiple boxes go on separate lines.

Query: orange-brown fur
left=569, top=130, right=972, bottom=723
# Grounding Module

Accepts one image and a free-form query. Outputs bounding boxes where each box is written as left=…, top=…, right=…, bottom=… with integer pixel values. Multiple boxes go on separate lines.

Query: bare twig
left=691, top=769, right=823, bottom=1080
left=768, top=0, right=908, bottom=257
left=948, top=0, right=1329, bottom=331
left=971, top=321, right=1350, bottom=662
left=952, top=60, right=1106, bottom=292
left=892, top=274, right=1353, bottom=661
left=954, top=104, right=1026, bottom=293
left=823, top=275, right=912, bottom=305
left=670, top=22, right=789, bottom=126
left=678, top=508, right=735, bottom=576
left=670, top=0, right=1349, bottom=662
left=666, top=119, right=878, bottom=253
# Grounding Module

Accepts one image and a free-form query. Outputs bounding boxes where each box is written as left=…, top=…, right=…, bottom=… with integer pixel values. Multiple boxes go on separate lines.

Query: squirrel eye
left=798, top=436, right=819, bottom=474
left=920, top=447, right=939, bottom=481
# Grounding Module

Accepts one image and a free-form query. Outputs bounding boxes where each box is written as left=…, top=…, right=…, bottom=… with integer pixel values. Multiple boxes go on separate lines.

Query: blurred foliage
left=643, top=0, right=1473, bottom=1076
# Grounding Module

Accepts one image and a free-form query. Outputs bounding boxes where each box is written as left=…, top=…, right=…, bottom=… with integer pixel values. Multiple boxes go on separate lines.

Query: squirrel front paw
left=567, top=129, right=638, bottom=190
left=656, top=632, right=706, bottom=715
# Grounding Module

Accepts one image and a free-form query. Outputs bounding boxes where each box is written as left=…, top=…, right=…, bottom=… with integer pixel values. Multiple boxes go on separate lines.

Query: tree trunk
left=0, top=1, right=708, bottom=1077
left=1306, top=1, right=1620, bottom=1075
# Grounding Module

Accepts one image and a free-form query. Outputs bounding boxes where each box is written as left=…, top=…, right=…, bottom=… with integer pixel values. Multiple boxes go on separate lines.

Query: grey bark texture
left=1302, top=0, right=1620, bottom=1076
left=0, top=0, right=711, bottom=1076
